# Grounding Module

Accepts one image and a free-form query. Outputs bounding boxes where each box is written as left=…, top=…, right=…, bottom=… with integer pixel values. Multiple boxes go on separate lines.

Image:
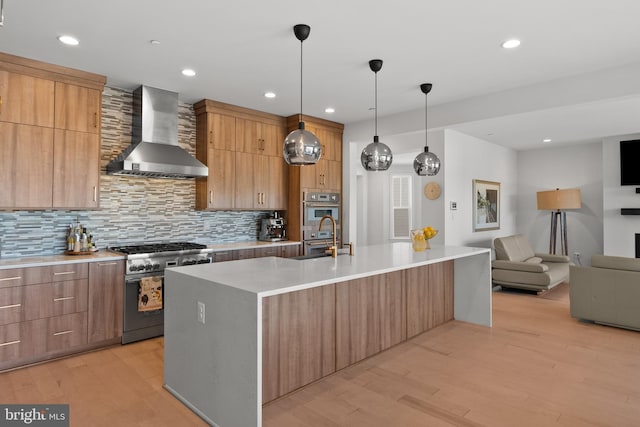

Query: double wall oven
left=302, top=192, right=340, bottom=255
left=109, top=242, right=213, bottom=344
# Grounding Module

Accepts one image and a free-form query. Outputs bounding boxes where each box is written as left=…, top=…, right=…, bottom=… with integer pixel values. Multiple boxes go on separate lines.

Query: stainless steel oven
left=302, top=192, right=340, bottom=255
left=110, top=242, right=213, bottom=344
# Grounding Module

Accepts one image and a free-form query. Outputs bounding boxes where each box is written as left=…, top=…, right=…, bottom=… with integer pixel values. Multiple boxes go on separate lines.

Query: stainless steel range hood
left=106, top=85, right=208, bottom=179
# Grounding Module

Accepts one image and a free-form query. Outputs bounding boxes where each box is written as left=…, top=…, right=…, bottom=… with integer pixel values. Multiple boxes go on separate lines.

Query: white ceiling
left=2, top=0, right=640, bottom=151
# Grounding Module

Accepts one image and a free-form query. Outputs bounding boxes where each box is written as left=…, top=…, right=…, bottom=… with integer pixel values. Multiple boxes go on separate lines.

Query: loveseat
left=570, top=255, right=640, bottom=331
left=492, top=234, right=570, bottom=292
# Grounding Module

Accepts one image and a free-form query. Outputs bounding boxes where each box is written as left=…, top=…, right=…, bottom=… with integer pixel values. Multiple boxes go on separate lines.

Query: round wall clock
left=424, top=182, right=441, bottom=200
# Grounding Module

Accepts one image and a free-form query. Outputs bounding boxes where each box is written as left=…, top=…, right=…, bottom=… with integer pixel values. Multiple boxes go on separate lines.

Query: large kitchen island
left=164, top=243, right=491, bottom=427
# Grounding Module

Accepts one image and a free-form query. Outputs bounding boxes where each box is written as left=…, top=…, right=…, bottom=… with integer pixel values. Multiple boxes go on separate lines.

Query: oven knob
left=183, top=259, right=195, bottom=265
left=145, top=264, right=153, bottom=271
left=129, top=265, right=136, bottom=272
left=197, top=259, right=209, bottom=264
left=137, top=265, right=146, bottom=271
left=153, top=263, right=160, bottom=270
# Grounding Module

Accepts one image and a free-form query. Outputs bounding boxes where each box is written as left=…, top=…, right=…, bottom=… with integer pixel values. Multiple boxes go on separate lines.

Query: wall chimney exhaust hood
left=106, top=85, right=208, bottom=179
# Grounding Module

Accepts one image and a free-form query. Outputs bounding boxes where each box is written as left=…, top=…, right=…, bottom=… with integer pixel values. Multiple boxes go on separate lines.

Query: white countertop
left=0, top=250, right=126, bottom=269
left=168, top=243, right=490, bottom=297
left=0, top=240, right=300, bottom=270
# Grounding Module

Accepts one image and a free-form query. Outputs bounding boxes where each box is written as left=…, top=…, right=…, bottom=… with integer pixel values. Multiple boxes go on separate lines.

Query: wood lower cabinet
left=45, top=312, right=88, bottom=352
left=254, top=244, right=300, bottom=258
left=406, top=261, right=454, bottom=338
left=0, top=123, right=54, bottom=209
left=335, top=270, right=406, bottom=370
left=260, top=262, right=454, bottom=401
left=262, top=284, right=335, bottom=403
left=88, top=261, right=124, bottom=343
left=0, top=260, right=123, bottom=371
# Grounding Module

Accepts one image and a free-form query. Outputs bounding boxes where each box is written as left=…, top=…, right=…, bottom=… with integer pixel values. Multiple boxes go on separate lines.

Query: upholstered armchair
left=492, top=234, right=570, bottom=291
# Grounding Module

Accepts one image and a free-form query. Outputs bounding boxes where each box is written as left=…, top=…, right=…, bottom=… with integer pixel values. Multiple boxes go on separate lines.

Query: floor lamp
left=536, top=188, right=581, bottom=256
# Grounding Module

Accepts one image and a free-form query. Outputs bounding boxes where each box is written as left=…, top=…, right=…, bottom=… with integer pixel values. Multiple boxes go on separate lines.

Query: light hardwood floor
left=2, top=285, right=639, bottom=427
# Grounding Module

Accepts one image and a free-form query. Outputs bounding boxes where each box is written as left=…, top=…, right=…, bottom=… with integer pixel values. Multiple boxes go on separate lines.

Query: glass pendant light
left=413, top=83, right=441, bottom=176
left=361, top=59, right=392, bottom=171
left=283, top=24, right=322, bottom=165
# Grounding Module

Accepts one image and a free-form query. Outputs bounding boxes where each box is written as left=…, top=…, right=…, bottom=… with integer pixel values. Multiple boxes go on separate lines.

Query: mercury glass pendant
left=413, top=83, right=441, bottom=176
left=283, top=24, right=322, bottom=165
left=361, top=59, right=392, bottom=171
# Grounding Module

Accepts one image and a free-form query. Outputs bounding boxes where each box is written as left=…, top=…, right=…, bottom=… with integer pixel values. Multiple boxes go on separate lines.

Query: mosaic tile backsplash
left=0, top=87, right=276, bottom=258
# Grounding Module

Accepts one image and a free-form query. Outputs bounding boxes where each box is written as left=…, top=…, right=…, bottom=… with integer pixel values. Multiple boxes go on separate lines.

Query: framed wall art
left=473, top=179, right=500, bottom=231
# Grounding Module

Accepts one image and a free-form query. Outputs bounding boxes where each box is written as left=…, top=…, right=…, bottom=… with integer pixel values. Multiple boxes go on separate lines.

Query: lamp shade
left=536, top=188, right=581, bottom=210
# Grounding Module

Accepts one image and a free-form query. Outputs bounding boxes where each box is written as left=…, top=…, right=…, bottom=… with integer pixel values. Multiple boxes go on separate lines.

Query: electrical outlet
left=450, top=201, right=457, bottom=210
left=197, top=301, right=205, bottom=324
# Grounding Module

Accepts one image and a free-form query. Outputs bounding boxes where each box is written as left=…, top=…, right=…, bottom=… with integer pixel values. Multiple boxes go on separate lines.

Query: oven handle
left=125, top=274, right=165, bottom=285
left=304, top=202, right=340, bottom=208
left=304, top=240, right=332, bottom=247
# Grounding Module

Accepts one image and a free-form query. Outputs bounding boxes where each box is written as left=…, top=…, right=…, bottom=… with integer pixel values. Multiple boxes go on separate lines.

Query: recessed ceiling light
left=181, top=69, right=196, bottom=77
left=150, top=40, right=161, bottom=45
left=325, top=107, right=335, bottom=113
left=543, top=138, right=552, bottom=143
left=264, top=92, right=276, bottom=98
left=501, top=39, right=521, bottom=49
left=57, top=35, right=79, bottom=46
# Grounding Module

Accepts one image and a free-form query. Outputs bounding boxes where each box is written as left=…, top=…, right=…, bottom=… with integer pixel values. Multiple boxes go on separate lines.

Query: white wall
left=517, top=142, right=603, bottom=265
left=443, top=130, right=518, bottom=250
left=603, top=133, right=640, bottom=256
left=344, top=129, right=445, bottom=247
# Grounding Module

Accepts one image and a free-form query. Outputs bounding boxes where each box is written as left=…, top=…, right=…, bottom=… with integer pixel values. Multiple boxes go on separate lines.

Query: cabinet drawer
left=0, top=322, right=22, bottom=362
left=46, top=312, right=87, bottom=352
left=0, top=286, right=25, bottom=325
left=50, top=263, right=88, bottom=282
left=25, top=279, right=88, bottom=320
left=0, top=266, right=51, bottom=289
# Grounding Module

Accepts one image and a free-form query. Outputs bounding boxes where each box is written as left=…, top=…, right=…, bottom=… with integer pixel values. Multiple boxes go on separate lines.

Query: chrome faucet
left=318, top=215, right=338, bottom=257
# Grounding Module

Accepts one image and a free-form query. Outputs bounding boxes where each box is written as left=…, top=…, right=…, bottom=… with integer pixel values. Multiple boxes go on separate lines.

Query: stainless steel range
left=109, top=242, right=214, bottom=344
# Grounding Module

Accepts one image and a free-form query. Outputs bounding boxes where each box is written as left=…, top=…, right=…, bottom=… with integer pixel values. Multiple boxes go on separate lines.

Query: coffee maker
left=259, top=212, right=287, bottom=242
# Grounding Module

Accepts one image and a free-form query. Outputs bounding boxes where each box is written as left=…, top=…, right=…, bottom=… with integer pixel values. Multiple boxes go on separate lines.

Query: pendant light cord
left=299, top=40, right=303, bottom=124
left=374, top=70, right=378, bottom=138
left=424, top=91, right=428, bottom=150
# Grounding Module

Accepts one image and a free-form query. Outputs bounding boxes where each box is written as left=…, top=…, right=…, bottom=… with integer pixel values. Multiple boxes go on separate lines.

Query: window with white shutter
left=390, top=175, right=412, bottom=239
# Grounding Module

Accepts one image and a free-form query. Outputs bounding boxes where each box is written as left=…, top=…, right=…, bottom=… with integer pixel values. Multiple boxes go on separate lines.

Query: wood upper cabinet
left=194, top=100, right=286, bottom=211
left=287, top=115, right=343, bottom=193
left=0, top=53, right=105, bottom=211
left=235, top=150, right=287, bottom=210
left=88, top=261, right=125, bottom=343
left=0, top=71, right=55, bottom=127
left=54, top=82, right=101, bottom=134
left=0, top=122, right=54, bottom=209
left=52, top=129, right=100, bottom=209
left=195, top=112, right=236, bottom=210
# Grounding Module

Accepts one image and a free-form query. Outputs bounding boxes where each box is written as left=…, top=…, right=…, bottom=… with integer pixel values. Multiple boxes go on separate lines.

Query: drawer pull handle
left=0, top=303, right=21, bottom=310
left=0, top=340, right=20, bottom=348
left=0, top=276, right=21, bottom=282
left=53, top=296, right=75, bottom=302
left=53, top=271, right=76, bottom=276
left=98, top=262, right=118, bottom=267
left=53, top=330, right=73, bottom=336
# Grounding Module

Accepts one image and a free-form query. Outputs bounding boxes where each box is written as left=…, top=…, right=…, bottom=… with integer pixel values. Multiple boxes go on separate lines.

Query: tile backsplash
left=0, top=87, right=275, bottom=258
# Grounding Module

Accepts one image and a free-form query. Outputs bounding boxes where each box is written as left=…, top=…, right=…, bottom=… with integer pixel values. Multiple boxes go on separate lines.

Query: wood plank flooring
left=2, top=285, right=640, bottom=427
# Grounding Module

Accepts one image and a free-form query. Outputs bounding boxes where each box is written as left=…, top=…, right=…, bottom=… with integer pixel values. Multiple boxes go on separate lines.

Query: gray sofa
left=570, top=255, right=640, bottom=331
left=492, top=234, right=570, bottom=291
